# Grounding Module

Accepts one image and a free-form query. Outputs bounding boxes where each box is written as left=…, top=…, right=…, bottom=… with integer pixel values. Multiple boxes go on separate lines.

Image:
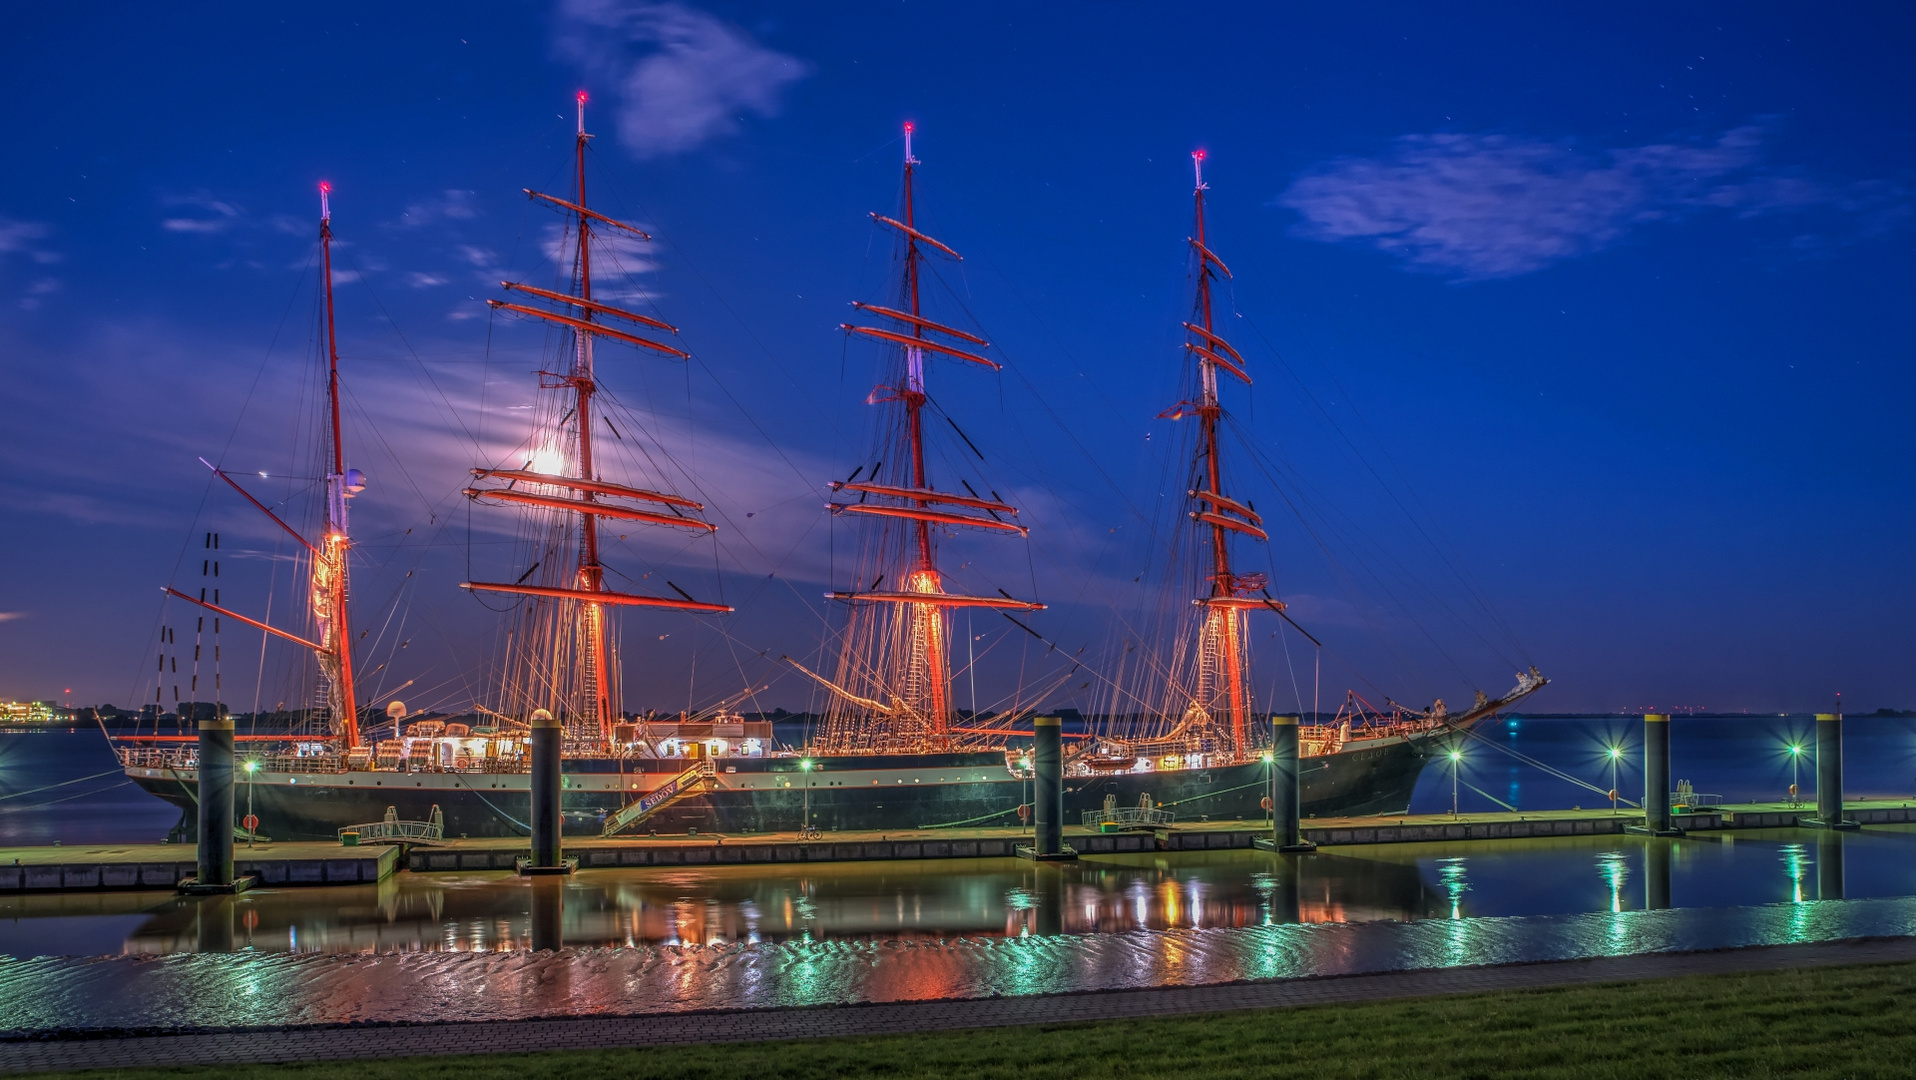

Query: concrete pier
left=1018, top=716, right=1074, bottom=860
left=2, top=842, right=397, bottom=893
left=1809, top=712, right=1858, bottom=829
left=521, top=710, right=572, bottom=874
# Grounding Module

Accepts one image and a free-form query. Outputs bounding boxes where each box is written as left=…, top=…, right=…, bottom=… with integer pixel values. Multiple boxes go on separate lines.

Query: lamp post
left=243, top=759, right=259, bottom=847
left=1607, top=745, right=1622, bottom=814
left=1448, top=747, right=1461, bottom=817
left=799, top=758, right=814, bottom=838
left=1788, top=743, right=1803, bottom=807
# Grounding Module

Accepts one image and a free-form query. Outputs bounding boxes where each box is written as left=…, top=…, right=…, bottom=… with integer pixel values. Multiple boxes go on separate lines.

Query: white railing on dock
left=342, top=805, right=445, bottom=844
left=1082, top=805, right=1176, bottom=828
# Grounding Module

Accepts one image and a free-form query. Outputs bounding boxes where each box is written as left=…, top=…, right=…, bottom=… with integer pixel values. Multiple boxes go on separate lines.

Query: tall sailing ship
left=119, top=124, right=1545, bottom=841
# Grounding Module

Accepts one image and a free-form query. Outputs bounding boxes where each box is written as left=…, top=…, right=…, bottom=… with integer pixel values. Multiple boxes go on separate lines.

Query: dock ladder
left=602, top=762, right=715, bottom=837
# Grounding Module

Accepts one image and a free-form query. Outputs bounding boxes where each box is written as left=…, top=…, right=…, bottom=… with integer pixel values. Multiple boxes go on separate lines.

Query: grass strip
left=56, top=959, right=1916, bottom=1080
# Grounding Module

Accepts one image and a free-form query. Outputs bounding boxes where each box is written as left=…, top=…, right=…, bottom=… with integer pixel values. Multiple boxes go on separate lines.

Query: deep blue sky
left=2, top=2, right=1912, bottom=716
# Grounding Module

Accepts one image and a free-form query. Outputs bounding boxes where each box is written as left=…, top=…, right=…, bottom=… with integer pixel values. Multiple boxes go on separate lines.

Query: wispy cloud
left=554, top=0, right=811, bottom=159
left=408, top=272, right=449, bottom=288
left=1276, top=124, right=1909, bottom=280
left=398, top=190, right=479, bottom=227
left=19, top=277, right=61, bottom=311
left=0, top=612, right=26, bottom=623
left=0, top=216, right=60, bottom=264
left=160, top=193, right=243, bottom=234
left=1, top=217, right=62, bottom=308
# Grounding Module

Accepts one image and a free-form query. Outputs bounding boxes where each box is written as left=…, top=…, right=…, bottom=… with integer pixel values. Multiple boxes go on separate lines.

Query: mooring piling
left=183, top=715, right=239, bottom=894
left=1256, top=714, right=1316, bottom=852
left=1811, top=712, right=1858, bottom=829
left=1017, top=716, right=1075, bottom=861
left=1628, top=713, right=1682, bottom=837
left=520, top=709, right=573, bottom=874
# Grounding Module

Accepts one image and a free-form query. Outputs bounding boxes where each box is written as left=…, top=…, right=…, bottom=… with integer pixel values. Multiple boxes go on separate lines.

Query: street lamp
left=1788, top=743, right=1803, bottom=807
left=799, top=758, right=815, bottom=837
left=242, top=759, right=259, bottom=847
left=1448, top=747, right=1462, bottom=817
left=1607, top=745, right=1623, bottom=815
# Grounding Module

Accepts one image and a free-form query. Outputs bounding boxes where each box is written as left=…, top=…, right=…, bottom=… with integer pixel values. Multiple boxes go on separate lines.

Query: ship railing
left=1081, top=805, right=1176, bottom=829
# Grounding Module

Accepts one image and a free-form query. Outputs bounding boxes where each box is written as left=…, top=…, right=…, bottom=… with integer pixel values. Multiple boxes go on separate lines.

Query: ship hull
left=128, top=731, right=1438, bottom=843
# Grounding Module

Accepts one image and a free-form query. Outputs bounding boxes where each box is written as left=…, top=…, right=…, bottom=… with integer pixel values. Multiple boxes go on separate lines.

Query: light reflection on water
left=1, top=829, right=1915, bottom=1032
left=2, top=827, right=1914, bottom=957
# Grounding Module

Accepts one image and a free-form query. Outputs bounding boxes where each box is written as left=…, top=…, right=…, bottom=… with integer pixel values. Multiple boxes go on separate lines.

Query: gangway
left=1081, top=793, right=1175, bottom=830
left=340, top=805, right=445, bottom=844
left=602, top=762, right=715, bottom=836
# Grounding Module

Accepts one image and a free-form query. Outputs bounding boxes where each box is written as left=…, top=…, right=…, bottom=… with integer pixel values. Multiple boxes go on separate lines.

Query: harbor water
left=3, top=719, right=1915, bottom=1031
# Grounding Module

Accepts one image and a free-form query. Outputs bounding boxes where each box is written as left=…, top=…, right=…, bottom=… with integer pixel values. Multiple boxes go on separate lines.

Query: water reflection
left=1818, top=831, right=1845, bottom=902
left=1645, top=839, right=1672, bottom=910
left=5, top=828, right=1916, bottom=959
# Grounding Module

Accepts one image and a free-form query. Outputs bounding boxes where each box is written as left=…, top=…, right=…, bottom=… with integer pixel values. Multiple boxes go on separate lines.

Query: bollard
left=1033, top=716, right=1062, bottom=857
left=1628, top=714, right=1681, bottom=836
left=1812, top=712, right=1856, bottom=828
left=196, top=716, right=235, bottom=888
left=520, top=709, right=571, bottom=874
left=1644, top=838, right=1672, bottom=910
left=529, top=876, right=565, bottom=950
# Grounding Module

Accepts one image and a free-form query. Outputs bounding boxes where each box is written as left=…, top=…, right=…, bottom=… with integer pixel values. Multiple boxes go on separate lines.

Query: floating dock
left=8, top=801, right=1911, bottom=893
left=0, top=842, right=398, bottom=894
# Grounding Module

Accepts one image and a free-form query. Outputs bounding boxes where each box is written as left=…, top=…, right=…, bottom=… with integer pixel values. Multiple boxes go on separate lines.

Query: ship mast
left=1177, top=151, right=1274, bottom=756
left=165, top=183, right=367, bottom=746
left=464, top=92, right=730, bottom=744
left=821, top=124, right=1042, bottom=752
left=315, top=182, right=361, bottom=747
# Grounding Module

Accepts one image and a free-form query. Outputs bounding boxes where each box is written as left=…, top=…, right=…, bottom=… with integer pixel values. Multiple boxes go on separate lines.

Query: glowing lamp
left=799, top=758, right=813, bottom=771
left=1447, top=749, right=1461, bottom=762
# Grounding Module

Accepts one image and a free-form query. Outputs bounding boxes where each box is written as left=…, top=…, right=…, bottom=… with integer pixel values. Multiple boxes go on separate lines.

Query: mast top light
left=319, top=181, right=331, bottom=221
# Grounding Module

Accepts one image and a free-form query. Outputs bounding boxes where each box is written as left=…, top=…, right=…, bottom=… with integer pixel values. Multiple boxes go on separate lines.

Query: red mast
left=464, top=93, right=730, bottom=743
left=1176, top=151, right=1274, bottom=757
left=167, top=185, right=368, bottom=748
left=820, top=124, right=1042, bottom=752
left=317, top=182, right=361, bottom=747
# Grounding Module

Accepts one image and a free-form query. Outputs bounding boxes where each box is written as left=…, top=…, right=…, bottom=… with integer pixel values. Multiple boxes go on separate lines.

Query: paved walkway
left=4, top=937, right=1914, bottom=1074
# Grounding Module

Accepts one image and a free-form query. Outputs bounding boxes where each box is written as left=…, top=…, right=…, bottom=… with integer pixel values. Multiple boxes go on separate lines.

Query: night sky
left=2, top=2, right=1911, bottom=717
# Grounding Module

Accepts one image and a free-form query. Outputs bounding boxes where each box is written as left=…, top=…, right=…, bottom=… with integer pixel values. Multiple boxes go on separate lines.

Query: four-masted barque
left=120, top=119, right=1546, bottom=841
